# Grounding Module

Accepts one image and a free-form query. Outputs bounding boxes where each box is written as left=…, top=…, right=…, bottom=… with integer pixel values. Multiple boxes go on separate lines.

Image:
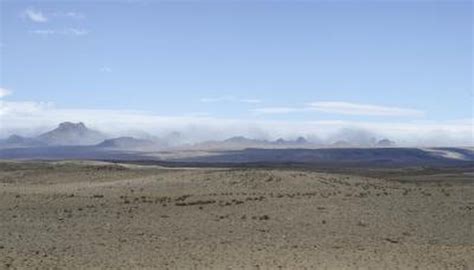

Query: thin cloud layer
left=309, top=102, right=424, bottom=117
left=200, top=96, right=261, bottom=104
left=22, top=8, right=84, bottom=23
left=22, top=7, right=87, bottom=37
left=0, top=100, right=471, bottom=146
left=254, top=101, right=424, bottom=117
left=51, top=11, right=85, bottom=19
left=30, top=28, right=89, bottom=36
left=252, top=107, right=303, bottom=114
left=99, top=66, right=112, bottom=73
left=0, top=100, right=53, bottom=116
left=23, top=8, right=48, bottom=23
left=0, top=88, right=12, bottom=98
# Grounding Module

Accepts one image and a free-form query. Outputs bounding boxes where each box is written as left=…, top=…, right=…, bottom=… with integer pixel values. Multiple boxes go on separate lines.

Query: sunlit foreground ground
left=0, top=161, right=473, bottom=269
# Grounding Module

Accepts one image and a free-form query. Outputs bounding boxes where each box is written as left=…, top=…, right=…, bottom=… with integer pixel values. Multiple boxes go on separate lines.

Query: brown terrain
left=0, top=160, right=473, bottom=269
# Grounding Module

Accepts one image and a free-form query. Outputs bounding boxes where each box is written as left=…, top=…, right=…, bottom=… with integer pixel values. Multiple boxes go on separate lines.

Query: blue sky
left=0, top=0, right=472, bottom=145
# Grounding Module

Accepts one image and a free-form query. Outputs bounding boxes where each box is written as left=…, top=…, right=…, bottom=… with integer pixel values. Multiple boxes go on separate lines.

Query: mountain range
left=0, top=122, right=105, bottom=148
left=0, top=121, right=399, bottom=150
left=0, top=122, right=472, bottom=167
left=0, top=122, right=159, bottom=150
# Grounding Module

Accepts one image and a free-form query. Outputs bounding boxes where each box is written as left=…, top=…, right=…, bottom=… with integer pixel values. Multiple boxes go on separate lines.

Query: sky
left=0, top=0, right=472, bottom=145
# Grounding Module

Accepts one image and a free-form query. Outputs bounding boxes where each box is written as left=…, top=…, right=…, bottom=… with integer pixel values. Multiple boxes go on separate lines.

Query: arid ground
left=0, top=161, right=473, bottom=269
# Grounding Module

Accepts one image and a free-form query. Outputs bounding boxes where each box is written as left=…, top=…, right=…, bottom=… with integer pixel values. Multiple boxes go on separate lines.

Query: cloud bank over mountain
left=0, top=100, right=472, bottom=146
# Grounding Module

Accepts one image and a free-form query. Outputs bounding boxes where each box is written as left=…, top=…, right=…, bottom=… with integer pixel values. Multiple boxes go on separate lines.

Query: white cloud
left=64, top=28, right=88, bottom=36
left=0, top=100, right=471, bottom=146
left=252, top=107, right=305, bottom=114
left=240, top=99, right=262, bottom=104
left=200, top=96, right=234, bottom=103
left=23, top=8, right=84, bottom=23
left=51, top=11, right=85, bottom=19
left=309, top=101, right=424, bottom=117
left=23, top=8, right=48, bottom=23
left=0, top=101, right=53, bottom=116
left=200, top=96, right=261, bottom=104
left=30, top=29, right=56, bottom=35
left=30, top=28, right=89, bottom=36
left=254, top=101, right=424, bottom=117
left=23, top=8, right=87, bottom=37
left=0, top=88, right=12, bottom=98
left=100, top=66, right=112, bottom=73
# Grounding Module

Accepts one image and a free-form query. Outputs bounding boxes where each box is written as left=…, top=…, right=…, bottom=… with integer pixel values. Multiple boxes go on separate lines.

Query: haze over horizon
left=0, top=1, right=472, bottom=146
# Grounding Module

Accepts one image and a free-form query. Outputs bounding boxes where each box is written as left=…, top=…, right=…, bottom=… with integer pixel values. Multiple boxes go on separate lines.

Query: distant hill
left=190, top=136, right=270, bottom=150
left=37, top=122, right=106, bottom=146
left=376, top=138, right=396, bottom=147
left=223, top=136, right=270, bottom=146
left=174, top=147, right=474, bottom=167
left=274, top=137, right=309, bottom=146
left=0, top=135, right=45, bottom=148
left=0, top=142, right=472, bottom=169
left=331, top=140, right=352, bottom=147
left=190, top=136, right=313, bottom=150
left=330, top=138, right=396, bottom=148
left=97, top=137, right=156, bottom=150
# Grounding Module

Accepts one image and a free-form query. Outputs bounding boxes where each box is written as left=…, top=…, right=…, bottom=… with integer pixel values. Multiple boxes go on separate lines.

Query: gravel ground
left=0, top=161, right=472, bottom=269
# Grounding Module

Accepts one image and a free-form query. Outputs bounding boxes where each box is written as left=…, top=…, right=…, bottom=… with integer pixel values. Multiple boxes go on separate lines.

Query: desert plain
left=0, top=160, right=473, bottom=269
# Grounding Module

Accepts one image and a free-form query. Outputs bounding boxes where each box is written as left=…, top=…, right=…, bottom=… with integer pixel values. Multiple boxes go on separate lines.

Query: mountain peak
left=57, top=122, right=87, bottom=131
left=37, top=122, right=106, bottom=146
left=376, top=138, right=396, bottom=147
left=274, top=138, right=286, bottom=144
left=6, top=134, right=26, bottom=144
left=295, top=136, right=308, bottom=144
